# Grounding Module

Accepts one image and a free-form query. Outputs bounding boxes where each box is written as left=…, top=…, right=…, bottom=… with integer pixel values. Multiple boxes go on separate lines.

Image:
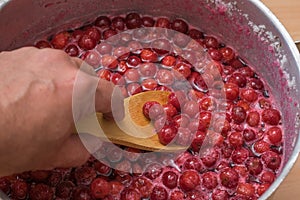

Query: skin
left=0, top=47, right=124, bottom=176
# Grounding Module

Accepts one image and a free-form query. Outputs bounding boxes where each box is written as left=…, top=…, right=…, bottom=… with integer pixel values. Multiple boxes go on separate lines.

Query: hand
left=0, top=47, right=123, bottom=176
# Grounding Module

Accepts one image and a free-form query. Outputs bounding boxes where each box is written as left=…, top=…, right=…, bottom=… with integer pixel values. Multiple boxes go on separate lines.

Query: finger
left=95, top=80, right=125, bottom=121
left=51, top=134, right=93, bottom=168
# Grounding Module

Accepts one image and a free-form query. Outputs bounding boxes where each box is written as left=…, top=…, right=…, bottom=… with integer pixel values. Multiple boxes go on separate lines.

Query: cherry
left=188, top=29, right=204, bottom=39
left=168, top=92, right=181, bottom=111
left=103, top=28, right=118, bottom=40
left=29, top=183, right=54, bottom=200
left=201, top=149, right=219, bottom=167
left=142, top=16, right=155, bottom=27
left=51, top=31, right=70, bottom=49
left=150, top=186, right=168, bottom=200
left=97, top=69, right=111, bottom=81
left=74, top=167, right=97, bottom=186
left=127, top=83, right=143, bottom=96
left=170, top=190, right=185, bottom=200
left=65, top=44, right=79, bottom=57
left=243, top=129, right=256, bottom=142
left=236, top=183, right=255, bottom=197
left=72, top=186, right=94, bottom=200
left=239, top=66, right=255, bottom=77
left=219, top=168, right=239, bottom=188
left=174, top=62, right=192, bottom=78
left=97, top=42, right=113, bottom=55
left=179, top=170, right=200, bottom=191
left=124, top=68, right=140, bottom=82
left=144, top=163, right=163, bottom=180
left=156, top=69, right=175, bottom=85
left=202, top=172, right=218, bottom=190
left=185, top=190, right=206, bottom=200
left=176, top=127, right=192, bottom=146
left=127, top=55, right=142, bottom=67
left=161, top=55, right=176, bottom=68
left=228, top=73, right=247, bottom=88
left=120, top=188, right=141, bottom=200
left=138, top=63, right=158, bottom=77
left=212, top=189, right=229, bottom=200
left=143, top=101, right=162, bottom=120
left=56, top=181, right=75, bottom=198
left=228, top=131, right=243, bottom=148
left=232, top=147, right=249, bottom=164
left=182, top=100, right=199, bottom=118
left=204, top=36, right=219, bottom=49
left=35, top=40, right=52, bottom=49
left=110, top=181, right=124, bottom=196
left=221, top=143, right=233, bottom=158
left=231, top=106, right=247, bottom=124
left=183, top=157, right=202, bottom=172
left=11, top=179, right=28, bottom=199
left=260, top=171, right=276, bottom=183
left=249, top=78, right=264, bottom=90
left=81, top=50, right=101, bottom=68
left=78, top=34, right=97, bottom=50
left=246, top=111, right=260, bottom=127
left=240, top=89, right=258, bottom=102
left=111, top=73, right=126, bottom=85
left=162, top=171, right=178, bottom=189
left=231, top=58, right=245, bottom=69
left=94, top=161, right=112, bottom=176
left=224, top=83, right=239, bottom=101
left=111, top=16, right=125, bottom=31
left=85, top=26, right=101, bottom=42
left=95, top=16, right=111, bottom=29
left=142, top=78, right=158, bottom=91
left=151, top=39, right=172, bottom=55
left=257, top=183, right=270, bottom=196
left=262, top=151, right=281, bottom=171
left=130, top=177, right=153, bottom=198
left=125, top=13, right=142, bottom=29
left=158, top=125, right=178, bottom=145
left=254, top=140, right=270, bottom=154
left=209, top=49, right=223, bottom=61
left=262, top=108, right=281, bottom=125
left=30, top=170, right=50, bottom=182
left=190, top=131, right=206, bottom=152
left=246, top=157, right=263, bottom=175
left=172, top=19, right=188, bottom=33
left=267, top=126, right=282, bottom=144
left=140, top=49, right=158, bottom=62
left=163, top=103, right=178, bottom=118
left=220, top=47, right=235, bottom=63
left=155, top=18, right=171, bottom=28
left=173, top=32, right=190, bottom=47
left=0, top=177, right=10, bottom=194
left=72, top=29, right=84, bottom=41
left=90, top=177, right=111, bottom=199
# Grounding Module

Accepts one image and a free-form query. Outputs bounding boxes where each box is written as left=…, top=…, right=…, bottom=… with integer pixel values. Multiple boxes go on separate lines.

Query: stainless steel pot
left=1, top=0, right=300, bottom=199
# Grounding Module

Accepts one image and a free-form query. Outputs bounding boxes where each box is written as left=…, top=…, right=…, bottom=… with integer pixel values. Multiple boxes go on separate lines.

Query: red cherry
left=204, top=36, right=219, bottom=49
left=142, top=78, right=158, bottom=91
left=74, top=166, right=96, bottom=186
left=29, top=183, right=54, bottom=200
left=56, top=181, right=75, bottom=198
left=65, top=44, right=79, bottom=57
left=201, top=149, right=219, bottom=167
left=90, top=178, right=111, bottom=199
left=220, top=47, right=235, bottom=63
left=97, top=69, right=111, bottom=81
left=231, top=148, right=249, bottom=164
left=51, top=31, right=70, bottom=49
left=262, top=151, right=281, bottom=171
left=97, top=42, right=113, bottom=55
left=241, top=89, right=258, bottom=102
left=125, top=68, right=140, bottom=83
left=202, top=172, right=218, bottom=190
left=188, top=29, right=204, bottom=39
left=11, top=179, right=28, bottom=199
left=231, top=106, right=247, bottom=124
left=171, top=19, right=188, bottom=33
left=219, top=168, right=239, bottom=188
left=182, top=100, right=199, bottom=118
left=158, top=125, right=178, bottom=145
left=183, top=157, right=202, bottom=172
left=85, top=26, right=101, bottom=42
left=254, top=140, right=270, bottom=154
left=156, top=69, right=175, bottom=85
left=257, top=183, right=270, bottom=196
left=142, top=16, right=155, bottom=27
left=174, top=62, right=192, bottom=79
left=120, top=188, right=141, bottom=200
left=161, top=55, right=176, bottom=68
left=246, top=111, right=260, bottom=127
left=131, top=177, right=153, bottom=198
left=127, top=83, right=143, bottom=96
left=170, top=190, right=184, bottom=200
left=150, top=186, right=168, bottom=200
left=95, top=16, right=111, bottom=29
left=176, top=127, right=192, bottom=146
left=35, top=40, right=52, bottom=49
left=30, top=170, right=50, bottom=182
left=249, top=78, right=264, bottom=90
left=179, top=170, right=200, bottom=191
left=163, top=103, right=178, bottom=118
left=125, top=13, right=142, bottom=29
left=260, top=171, right=276, bottom=183
left=94, top=161, right=112, bottom=176
left=111, top=73, right=126, bottom=85
left=162, top=171, right=178, bottom=189
left=236, top=183, right=255, bottom=197
left=262, top=108, right=281, bottom=125
left=111, top=16, right=125, bottom=31
left=155, top=18, right=171, bottom=28
left=127, top=55, right=142, bottom=67
left=224, top=83, right=239, bottom=101
left=140, top=49, right=158, bottom=62
left=246, top=157, right=263, bottom=175
left=267, top=126, right=282, bottom=144
left=78, top=34, right=97, bottom=50
left=103, top=28, right=118, bottom=40
left=143, top=101, right=161, bottom=119
left=243, top=129, right=256, bottom=142
left=144, top=163, right=163, bottom=180
left=212, top=189, right=229, bottom=200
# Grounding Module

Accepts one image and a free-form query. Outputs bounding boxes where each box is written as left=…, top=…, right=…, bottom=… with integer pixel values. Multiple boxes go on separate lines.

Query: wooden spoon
left=75, top=90, right=188, bottom=152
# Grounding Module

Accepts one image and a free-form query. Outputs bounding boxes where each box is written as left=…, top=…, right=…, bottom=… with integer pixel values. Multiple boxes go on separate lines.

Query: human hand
left=0, top=47, right=123, bottom=176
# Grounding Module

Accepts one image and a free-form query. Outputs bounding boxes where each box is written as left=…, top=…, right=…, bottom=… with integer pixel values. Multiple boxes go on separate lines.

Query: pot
left=0, top=0, right=300, bottom=199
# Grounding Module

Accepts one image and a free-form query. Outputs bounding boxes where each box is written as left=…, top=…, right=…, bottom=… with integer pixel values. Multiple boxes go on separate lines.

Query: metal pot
left=1, top=0, right=300, bottom=199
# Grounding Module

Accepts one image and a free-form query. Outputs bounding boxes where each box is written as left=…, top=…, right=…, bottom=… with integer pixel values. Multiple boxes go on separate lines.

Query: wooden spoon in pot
left=75, top=90, right=188, bottom=152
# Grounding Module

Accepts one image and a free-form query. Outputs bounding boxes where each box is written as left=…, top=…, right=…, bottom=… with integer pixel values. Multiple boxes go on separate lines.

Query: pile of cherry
left=0, top=13, right=284, bottom=200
